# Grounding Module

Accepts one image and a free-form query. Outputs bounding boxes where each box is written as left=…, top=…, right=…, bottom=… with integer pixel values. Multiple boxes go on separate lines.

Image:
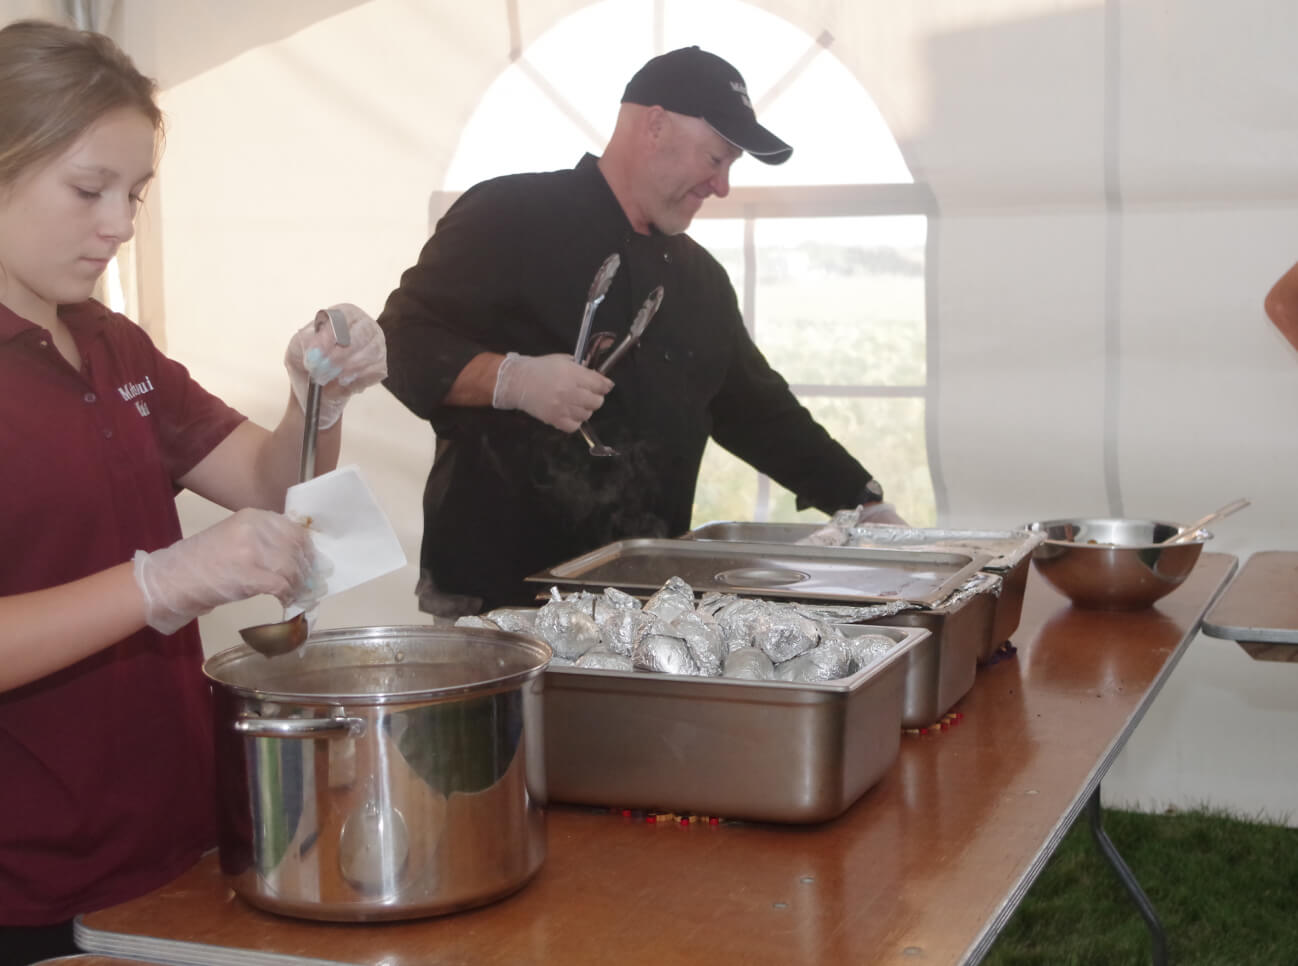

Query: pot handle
left=234, top=712, right=367, bottom=740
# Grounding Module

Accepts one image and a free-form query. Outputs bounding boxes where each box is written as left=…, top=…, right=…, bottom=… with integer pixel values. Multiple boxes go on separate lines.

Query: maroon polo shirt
left=0, top=299, right=246, bottom=924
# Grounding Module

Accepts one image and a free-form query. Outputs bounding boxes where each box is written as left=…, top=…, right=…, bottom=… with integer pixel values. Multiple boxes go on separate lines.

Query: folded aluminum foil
left=672, top=610, right=726, bottom=676
left=775, top=636, right=852, bottom=683
left=792, top=515, right=1045, bottom=573
left=837, top=628, right=902, bottom=669
left=722, top=646, right=775, bottom=680
left=535, top=589, right=602, bottom=660
left=643, top=576, right=696, bottom=624
left=633, top=627, right=698, bottom=674
left=575, top=648, right=635, bottom=671
left=516, top=582, right=913, bottom=682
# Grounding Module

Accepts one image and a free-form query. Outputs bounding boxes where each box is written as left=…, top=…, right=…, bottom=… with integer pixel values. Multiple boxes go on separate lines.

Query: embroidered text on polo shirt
left=117, top=376, right=155, bottom=416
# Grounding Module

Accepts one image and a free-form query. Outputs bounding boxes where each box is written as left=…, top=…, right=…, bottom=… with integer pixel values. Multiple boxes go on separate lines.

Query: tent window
left=438, top=0, right=934, bottom=525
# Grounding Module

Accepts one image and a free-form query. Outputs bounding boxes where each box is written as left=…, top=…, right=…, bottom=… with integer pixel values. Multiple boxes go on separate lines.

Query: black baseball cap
left=621, top=46, right=793, bottom=165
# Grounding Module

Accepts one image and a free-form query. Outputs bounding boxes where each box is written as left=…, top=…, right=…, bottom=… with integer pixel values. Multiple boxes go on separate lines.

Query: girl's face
left=0, top=106, right=155, bottom=323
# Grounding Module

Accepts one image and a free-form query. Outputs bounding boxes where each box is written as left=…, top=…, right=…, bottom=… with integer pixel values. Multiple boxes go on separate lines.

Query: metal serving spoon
left=1162, top=497, right=1251, bottom=544
left=238, top=308, right=351, bottom=656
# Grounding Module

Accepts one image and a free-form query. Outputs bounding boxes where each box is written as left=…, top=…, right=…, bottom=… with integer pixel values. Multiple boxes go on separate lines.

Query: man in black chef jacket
left=378, top=45, right=906, bottom=617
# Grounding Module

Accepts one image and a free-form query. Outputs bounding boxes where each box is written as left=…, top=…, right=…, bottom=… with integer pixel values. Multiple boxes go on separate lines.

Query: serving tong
left=577, top=285, right=665, bottom=458
left=573, top=254, right=621, bottom=364
left=571, top=255, right=621, bottom=457
left=595, top=285, right=664, bottom=377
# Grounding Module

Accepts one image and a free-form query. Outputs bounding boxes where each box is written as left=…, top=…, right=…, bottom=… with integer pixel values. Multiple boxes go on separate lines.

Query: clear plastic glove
left=132, top=508, right=325, bottom=635
left=285, top=303, right=388, bottom=430
left=492, top=352, right=613, bottom=433
left=857, top=501, right=908, bottom=526
left=803, top=524, right=849, bottom=547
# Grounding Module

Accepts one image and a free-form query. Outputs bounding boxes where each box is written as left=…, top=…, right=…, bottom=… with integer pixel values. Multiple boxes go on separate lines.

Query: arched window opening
left=440, top=0, right=935, bottom=525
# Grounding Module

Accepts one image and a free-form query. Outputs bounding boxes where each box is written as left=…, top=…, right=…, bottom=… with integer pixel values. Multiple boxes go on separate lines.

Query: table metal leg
left=1086, top=785, right=1169, bottom=966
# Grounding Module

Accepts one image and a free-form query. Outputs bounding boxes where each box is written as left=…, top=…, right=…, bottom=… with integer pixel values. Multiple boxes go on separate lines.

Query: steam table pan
left=527, top=538, right=989, bottom=606
left=527, top=538, right=994, bottom=729
left=541, top=624, right=930, bottom=823
left=682, top=523, right=1042, bottom=661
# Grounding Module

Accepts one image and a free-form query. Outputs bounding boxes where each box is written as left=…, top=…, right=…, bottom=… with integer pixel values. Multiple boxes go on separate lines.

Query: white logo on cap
left=730, top=80, right=752, bottom=110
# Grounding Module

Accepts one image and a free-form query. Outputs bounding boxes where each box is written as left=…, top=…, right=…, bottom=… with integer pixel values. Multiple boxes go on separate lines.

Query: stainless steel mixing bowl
left=1024, top=518, right=1209, bottom=610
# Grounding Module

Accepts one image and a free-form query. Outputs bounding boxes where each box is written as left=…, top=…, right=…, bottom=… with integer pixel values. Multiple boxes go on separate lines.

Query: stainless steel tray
left=682, top=523, right=1034, bottom=658
left=862, top=591, right=990, bottom=725
left=528, top=538, right=990, bottom=607
left=541, top=624, right=930, bottom=823
left=683, top=522, right=1043, bottom=573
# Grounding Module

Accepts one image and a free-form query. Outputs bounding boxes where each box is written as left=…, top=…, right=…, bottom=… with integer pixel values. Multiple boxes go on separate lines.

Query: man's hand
left=492, top=352, right=613, bottom=432
left=857, top=501, right=908, bottom=526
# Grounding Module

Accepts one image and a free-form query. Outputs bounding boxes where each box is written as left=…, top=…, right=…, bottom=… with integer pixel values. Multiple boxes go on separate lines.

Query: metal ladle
left=577, top=285, right=665, bottom=458
left=1162, top=497, right=1251, bottom=544
left=238, top=308, right=351, bottom=656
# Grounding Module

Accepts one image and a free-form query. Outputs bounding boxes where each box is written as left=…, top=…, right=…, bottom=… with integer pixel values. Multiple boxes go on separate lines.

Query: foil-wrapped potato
left=671, top=610, right=726, bottom=676
left=453, top=615, right=501, bottom=630
left=841, top=631, right=901, bottom=672
left=483, top=608, right=535, bottom=634
left=575, top=648, right=636, bottom=671
left=519, top=581, right=896, bottom=684
left=643, top=576, right=695, bottom=624
left=594, top=587, right=645, bottom=657
left=535, top=589, right=602, bottom=660
left=632, top=614, right=699, bottom=675
left=700, top=595, right=769, bottom=651
left=775, top=636, right=851, bottom=683
left=751, top=608, right=820, bottom=663
left=723, top=647, right=775, bottom=680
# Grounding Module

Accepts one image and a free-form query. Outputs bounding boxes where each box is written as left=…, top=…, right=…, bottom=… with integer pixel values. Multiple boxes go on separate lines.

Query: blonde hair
left=0, top=19, right=163, bottom=189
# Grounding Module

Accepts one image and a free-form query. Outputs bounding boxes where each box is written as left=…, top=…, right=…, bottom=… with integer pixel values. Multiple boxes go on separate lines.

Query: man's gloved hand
left=857, top=501, right=909, bottom=526
left=132, top=508, right=325, bottom=635
left=492, top=352, right=613, bottom=433
left=285, top=303, right=388, bottom=430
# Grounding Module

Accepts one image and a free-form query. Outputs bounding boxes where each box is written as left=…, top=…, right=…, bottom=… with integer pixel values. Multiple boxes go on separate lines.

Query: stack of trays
left=682, top=523, right=1044, bottom=663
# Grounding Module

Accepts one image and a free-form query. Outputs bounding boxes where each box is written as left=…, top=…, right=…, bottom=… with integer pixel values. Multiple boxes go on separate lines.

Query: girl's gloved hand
left=132, top=508, right=326, bottom=635
left=285, top=303, right=388, bottom=430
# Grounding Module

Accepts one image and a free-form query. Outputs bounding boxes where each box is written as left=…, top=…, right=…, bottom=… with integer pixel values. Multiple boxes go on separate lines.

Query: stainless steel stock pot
left=203, top=625, right=550, bottom=922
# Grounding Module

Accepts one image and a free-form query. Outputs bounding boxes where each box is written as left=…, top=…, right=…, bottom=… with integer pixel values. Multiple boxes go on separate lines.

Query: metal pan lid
left=203, top=625, right=551, bottom=703
left=682, top=521, right=1044, bottom=571
left=528, top=538, right=991, bottom=607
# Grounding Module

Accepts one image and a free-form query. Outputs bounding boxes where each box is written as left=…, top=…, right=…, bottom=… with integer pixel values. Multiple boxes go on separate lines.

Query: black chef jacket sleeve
left=708, top=320, right=875, bottom=516
left=377, top=178, right=540, bottom=422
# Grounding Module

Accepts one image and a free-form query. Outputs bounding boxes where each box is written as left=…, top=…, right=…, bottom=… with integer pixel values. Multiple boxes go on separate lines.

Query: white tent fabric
left=9, top=0, right=1298, bottom=821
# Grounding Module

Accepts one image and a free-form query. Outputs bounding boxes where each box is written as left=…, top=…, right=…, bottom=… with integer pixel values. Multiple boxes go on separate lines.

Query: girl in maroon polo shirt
left=0, top=20, right=388, bottom=964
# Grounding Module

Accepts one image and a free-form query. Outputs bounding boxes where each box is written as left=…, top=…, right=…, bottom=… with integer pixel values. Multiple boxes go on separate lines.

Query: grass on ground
left=984, top=806, right=1298, bottom=966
